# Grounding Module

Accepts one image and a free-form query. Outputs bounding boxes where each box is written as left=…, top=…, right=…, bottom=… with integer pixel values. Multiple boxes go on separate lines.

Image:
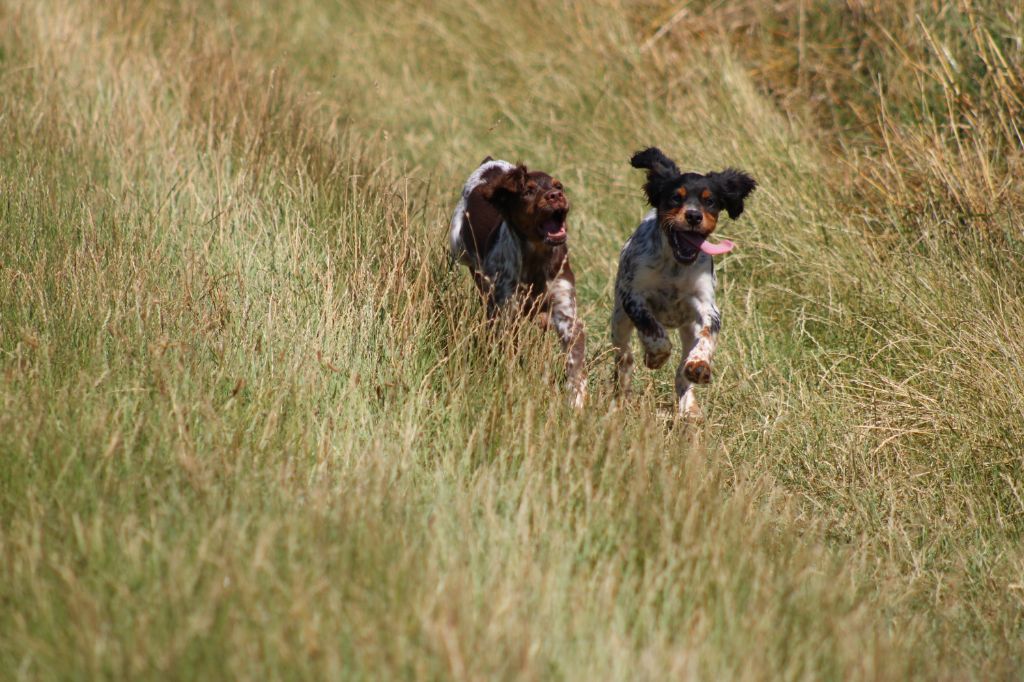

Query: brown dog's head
left=481, top=164, right=570, bottom=246
left=630, top=147, right=756, bottom=263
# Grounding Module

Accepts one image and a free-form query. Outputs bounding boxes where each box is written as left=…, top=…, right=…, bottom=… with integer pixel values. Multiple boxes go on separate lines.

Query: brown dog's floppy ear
left=709, top=168, right=757, bottom=219
left=481, top=164, right=528, bottom=211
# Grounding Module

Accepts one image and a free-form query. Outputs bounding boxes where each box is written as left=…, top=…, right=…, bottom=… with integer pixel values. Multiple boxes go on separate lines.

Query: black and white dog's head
left=630, top=147, right=756, bottom=264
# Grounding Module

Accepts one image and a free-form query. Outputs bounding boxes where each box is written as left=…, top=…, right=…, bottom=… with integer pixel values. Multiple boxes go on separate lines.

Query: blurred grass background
left=1, top=0, right=1022, bottom=679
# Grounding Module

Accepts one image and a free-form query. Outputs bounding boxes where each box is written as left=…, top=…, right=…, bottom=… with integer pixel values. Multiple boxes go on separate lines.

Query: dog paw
left=644, top=349, right=670, bottom=370
left=567, top=380, right=587, bottom=410
left=681, top=404, right=704, bottom=423
left=684, top=357, right=712, bottom=384
left=643, top=338, right=672, bottom=370
left=677, top=390, right=704, bottom=422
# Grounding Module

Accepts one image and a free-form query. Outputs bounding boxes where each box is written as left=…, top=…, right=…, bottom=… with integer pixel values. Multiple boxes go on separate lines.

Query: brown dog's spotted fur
left=449, top=158, right=587, bottom=408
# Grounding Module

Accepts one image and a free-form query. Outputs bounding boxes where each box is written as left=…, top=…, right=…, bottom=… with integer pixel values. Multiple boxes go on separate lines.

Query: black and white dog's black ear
left=709, top=168, right=757, bottom=219
left=630, top=147, right=682, bottom=206
left=481, top=164, right=528, bottom=211
left=630, top=147, right=680, bottom=177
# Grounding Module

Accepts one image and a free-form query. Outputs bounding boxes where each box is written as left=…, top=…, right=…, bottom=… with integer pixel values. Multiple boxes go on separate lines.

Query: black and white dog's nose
left=684, top=209, right=702, bottom=226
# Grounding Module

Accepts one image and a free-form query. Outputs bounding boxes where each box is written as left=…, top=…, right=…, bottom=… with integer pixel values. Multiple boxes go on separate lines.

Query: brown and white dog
left=449, top=157, right=587, bottom=408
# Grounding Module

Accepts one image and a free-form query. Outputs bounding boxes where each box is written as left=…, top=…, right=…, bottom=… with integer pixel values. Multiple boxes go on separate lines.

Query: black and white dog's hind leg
left=611, top=300, right=635, bottom=398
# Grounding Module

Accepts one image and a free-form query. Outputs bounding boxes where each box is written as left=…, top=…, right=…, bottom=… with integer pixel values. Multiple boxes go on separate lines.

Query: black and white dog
left=611, top=147, right=755, bottom=419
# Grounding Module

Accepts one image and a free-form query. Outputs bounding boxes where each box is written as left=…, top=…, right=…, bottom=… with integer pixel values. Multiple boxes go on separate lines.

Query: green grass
left=2, top=0, right=1023, bottom=679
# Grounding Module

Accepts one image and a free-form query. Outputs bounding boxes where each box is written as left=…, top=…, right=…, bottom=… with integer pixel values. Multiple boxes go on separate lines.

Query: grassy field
left=2, top=0, right=1023, bottom=679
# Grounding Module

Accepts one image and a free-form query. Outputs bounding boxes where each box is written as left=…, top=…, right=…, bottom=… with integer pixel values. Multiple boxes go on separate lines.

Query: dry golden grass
left=1, top=0, right=1022, bottom=679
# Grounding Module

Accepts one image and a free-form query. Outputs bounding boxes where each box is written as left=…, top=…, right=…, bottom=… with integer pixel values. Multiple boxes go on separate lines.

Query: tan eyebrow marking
left=678, top=187, right=687, bottom=198
left=701, top=188, right=712, bottom=200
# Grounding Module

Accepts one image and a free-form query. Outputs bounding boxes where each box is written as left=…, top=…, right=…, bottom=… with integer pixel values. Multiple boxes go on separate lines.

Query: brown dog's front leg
left=548, top=278, right=587, bottom=409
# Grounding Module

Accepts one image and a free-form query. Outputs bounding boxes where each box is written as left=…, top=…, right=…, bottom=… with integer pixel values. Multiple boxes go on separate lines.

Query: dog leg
left=619, top=292, right=670, bottom=369
left=482, top=222, right=522, bottom=321
left=683, top=302, right=719, bottom=385
left=676, top=326, right=702, bottom=420
left=548, top=278, right=587, bottom=409
left=611, top=303, right=635, bottom=398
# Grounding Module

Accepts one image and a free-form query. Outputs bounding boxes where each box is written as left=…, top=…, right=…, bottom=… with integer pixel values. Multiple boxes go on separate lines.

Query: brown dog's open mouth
left=542, top=208, right=568, bottom=245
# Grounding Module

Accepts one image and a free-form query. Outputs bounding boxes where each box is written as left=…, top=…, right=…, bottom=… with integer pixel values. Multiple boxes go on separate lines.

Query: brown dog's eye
left=553, top=182, right=563, bottom=190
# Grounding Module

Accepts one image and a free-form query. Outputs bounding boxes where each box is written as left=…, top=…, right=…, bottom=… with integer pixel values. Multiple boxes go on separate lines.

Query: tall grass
left=1, top=0, right=1022, bottom=679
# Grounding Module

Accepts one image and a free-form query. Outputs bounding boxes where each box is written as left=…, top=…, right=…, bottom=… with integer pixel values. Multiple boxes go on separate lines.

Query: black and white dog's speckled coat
left=612, top=148, right=756, bottom=418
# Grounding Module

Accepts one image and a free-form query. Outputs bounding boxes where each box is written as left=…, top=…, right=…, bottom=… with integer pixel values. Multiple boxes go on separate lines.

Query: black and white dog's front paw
left=683, top=355, right=712, bottom=384
left=642, top=336, right=672, bottom=370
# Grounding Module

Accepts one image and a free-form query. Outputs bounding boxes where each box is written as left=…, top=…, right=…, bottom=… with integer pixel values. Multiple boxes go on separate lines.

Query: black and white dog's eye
left=705, top=198, right=716, bottom=207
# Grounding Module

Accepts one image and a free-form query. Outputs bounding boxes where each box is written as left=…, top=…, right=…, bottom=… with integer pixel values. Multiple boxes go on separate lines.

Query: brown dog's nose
left=685, top=209, right=702, bottom=226
left=545, top=189, right=565, bottom=204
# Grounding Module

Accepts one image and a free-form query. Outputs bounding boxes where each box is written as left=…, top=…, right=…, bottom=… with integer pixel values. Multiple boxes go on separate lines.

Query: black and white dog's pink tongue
left=679, top=231, right=736, bottom=256
left=699, top=238, right=735, bottom=255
